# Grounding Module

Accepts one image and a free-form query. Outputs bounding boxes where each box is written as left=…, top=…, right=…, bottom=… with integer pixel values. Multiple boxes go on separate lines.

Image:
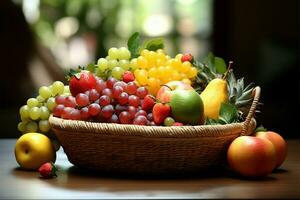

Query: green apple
left=169, top=89, right=204, bottom=125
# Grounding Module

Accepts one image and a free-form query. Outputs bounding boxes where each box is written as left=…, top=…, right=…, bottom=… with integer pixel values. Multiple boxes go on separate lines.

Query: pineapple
left=192, top=57, right=255, bottom=121
left=226, top=69, right=255, bottom=120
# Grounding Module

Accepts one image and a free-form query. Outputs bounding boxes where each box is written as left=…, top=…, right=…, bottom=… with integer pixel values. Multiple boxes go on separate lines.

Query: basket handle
left=241, top=86, right=261, bottom=136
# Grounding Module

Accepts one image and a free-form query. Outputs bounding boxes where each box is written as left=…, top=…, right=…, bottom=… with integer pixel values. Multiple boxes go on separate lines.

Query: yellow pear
left=200, top=78, right=228, bottom=119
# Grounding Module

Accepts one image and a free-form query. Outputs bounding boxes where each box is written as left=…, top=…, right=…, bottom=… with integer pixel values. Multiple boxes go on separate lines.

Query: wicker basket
left=49, top=87, right=261, bottom=175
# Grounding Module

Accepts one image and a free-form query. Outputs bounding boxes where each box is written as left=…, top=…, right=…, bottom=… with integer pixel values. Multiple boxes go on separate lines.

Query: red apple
left=227, top=136, right=277, bottom=177
left=156, top=81, right=193, bottom=103
left=255, top=131, right=287, bottom=168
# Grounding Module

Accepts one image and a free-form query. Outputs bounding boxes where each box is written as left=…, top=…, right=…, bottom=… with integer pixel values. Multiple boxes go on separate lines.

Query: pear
left=200, top=78, right=228, bottom=119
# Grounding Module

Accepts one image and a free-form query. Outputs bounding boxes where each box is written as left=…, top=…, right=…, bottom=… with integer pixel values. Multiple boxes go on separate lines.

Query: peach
left=227, top=136, right=277, bottom=177
left=255, top=131, right=287, bottom=168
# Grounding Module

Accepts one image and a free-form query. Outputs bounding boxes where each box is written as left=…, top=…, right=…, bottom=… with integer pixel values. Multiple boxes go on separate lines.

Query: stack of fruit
left=14, top=32, right=287, bottom=178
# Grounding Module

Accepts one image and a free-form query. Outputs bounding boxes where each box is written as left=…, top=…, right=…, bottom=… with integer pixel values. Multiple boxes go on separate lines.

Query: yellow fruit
left=200, top=78, right=228, bottom=119
left=137, top=56, right=148, bottom=69
left=15, top=133, right=56, bottom=170
left=188, top=67, right=198, bottom=78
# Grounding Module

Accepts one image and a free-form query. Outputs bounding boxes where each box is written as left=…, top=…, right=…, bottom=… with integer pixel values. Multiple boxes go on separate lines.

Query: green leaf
left=86, top=63, right=96, bottom=73
left=255, top=125, right=267, bottom=133
left=204, top=52, right=216, bottom=73
left=219, top=102, right=239, bottom=124
left=214, top=57, right=227, bottom=74
left=143, top=38, right=164, bottom=51
left=127, top=32, right=140, bottom=58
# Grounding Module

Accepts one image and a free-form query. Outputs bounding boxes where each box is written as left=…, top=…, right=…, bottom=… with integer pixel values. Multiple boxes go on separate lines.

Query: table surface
left=0, top=139, right=299, bottom=199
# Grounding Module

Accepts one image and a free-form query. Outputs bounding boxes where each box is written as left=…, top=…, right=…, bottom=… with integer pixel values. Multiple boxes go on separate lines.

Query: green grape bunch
left=17, top=81, right=70, bottom=138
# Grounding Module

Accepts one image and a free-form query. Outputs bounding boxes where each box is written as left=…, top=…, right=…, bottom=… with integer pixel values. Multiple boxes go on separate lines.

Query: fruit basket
left=49, top=86, right=260, bottom=175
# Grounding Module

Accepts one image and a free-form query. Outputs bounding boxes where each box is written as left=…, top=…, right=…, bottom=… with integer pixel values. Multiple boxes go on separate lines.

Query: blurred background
left=0, top=0, right=299, bottom=138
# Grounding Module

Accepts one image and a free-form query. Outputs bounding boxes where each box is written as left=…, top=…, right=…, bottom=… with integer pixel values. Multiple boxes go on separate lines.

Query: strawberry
left=69, top=70, right=96, bottom=96
left=181, top=53, right=193, bottom=63
left=122, top=71, right=135, bottom=83
left=173, top=122, right=184, bottom=126
left=142, top=95, right=156, bottom=111
left=38, top=162, right=57, bottom=179
left=152, top=103, right=171, bottom=125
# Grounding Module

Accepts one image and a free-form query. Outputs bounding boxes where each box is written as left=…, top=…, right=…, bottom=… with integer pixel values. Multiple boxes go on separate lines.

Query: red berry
left=173, top=122, right=184, bottom=126
left=38, top=162, right=57, bottom=179
left=181, top=53, right=193, bottom=63
left=141, top=95, right=156, bottom=111
left=69, top=71, right=97, bottom=96
left=152, top=103, right=171, bottom=125
left=122, top=71, right=135, bottom=83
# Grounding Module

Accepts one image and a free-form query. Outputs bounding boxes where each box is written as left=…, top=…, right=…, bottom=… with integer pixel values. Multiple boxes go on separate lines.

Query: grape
left=111, top=67, right=125, bottom=80
left=135, top=110, right=147, bottom=118
left=108, top=114, right=119, bottom=123
left=47, top=97, right=56, bottom=111
left=29, top=107, right=41, bottom=120
left=133, top=115, right=148, bottom=125
left=127, top=106, right=137, bottom=119
left=97, top=58, right=108, bottom=71
left=101, top=105, right=114, bottom=119
left=130, top=58, right=138, bottom=71
left=55, top=96, right=66, bottom=105
left=108, top=59, right=118, bottom=69
left=99, top=95, right=111, bottom=106
left=113, top=81, right=127, bottom=89
left=115, top=104, right=128, bottom=115
left=125, top=82, right=137, bottom=95
left=40, top=106, right=50, bottom=120
left=27, top=98, right=38, bottom=108
left=51, top=81, right=64, bottom=95
left=70, top=109, right=81, bottom=120
left=119, top=60, right=130, bottom=71
left=102, top=88, right=113, bottom=98
left=108, top=47, right=119, bottom=59
left=26, top=121, right=38, bottom=132
left=188, top=67, right=198, bottom=78
left=136, top=87, right=148, bottom=99
left=113, top=85, right=124, bottom=99
left=80, top=107, right=90, bottom=120
left=148, top=121, right=156, bottom=126
left=39, top=120, right=51, bottom=132
left=53, top=104, right=65, bottom=117
left=36, top=95, right=45, bottom=103
left=147, top=113, right=153, bottom=121
left=118, top=92, right=129, bottom=105
left=76, top=93, right=89, bottom=107
left=164, top=117, right=175, bottom=126
left=119, top=47, right=131, bottom=60
left=119, top=111, right=131, bottom=124
left=39, top=86, right=52, bottom=99
left=181, top=61, right=191, bottom=73
left=61, top=107, right=74, bottom=119
left=137, top=56, right=148, bottom=69
left=128, top=95, right=140, bottom=107
left=89, top=89, right=100, bottom=102
left=17, top=122, right=27, bottom=132
left=136, top=69, right=148, bottom=85
left=107, top=77, right=117, bottom=89
left=64, top=86, right=70, bottom=94
left=64, top=96, right=76, bottom=108
left=95, top=79, right=107, bottom=93
left=88, top=103, right=101, bottom=116
left=19, top=105, right=30, bottom=119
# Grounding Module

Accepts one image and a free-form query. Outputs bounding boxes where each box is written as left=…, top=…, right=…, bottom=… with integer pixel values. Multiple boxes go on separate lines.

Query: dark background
left=0, top=0, right=299, bottom=138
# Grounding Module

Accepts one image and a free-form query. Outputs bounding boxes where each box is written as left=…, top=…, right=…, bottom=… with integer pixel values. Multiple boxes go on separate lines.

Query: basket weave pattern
left=49, top=87, right=261, bottom=174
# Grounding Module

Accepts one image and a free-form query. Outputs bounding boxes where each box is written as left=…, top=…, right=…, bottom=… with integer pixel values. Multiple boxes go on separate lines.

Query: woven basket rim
left=49, top=115, right=256, bottom=138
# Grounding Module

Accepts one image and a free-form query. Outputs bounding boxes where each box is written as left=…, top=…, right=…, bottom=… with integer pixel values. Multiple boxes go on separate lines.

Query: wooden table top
left=0, top=139, right=299, bottom=199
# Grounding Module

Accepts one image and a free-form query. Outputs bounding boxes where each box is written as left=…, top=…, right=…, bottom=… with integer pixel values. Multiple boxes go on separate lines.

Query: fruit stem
left=161, top=84, right=173, bottom=91
left=223, top=61, right=233, bottom=80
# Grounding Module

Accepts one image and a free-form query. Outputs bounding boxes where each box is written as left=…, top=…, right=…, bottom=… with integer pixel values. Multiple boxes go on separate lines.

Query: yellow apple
left=15, top=133, right=56, bottom=170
